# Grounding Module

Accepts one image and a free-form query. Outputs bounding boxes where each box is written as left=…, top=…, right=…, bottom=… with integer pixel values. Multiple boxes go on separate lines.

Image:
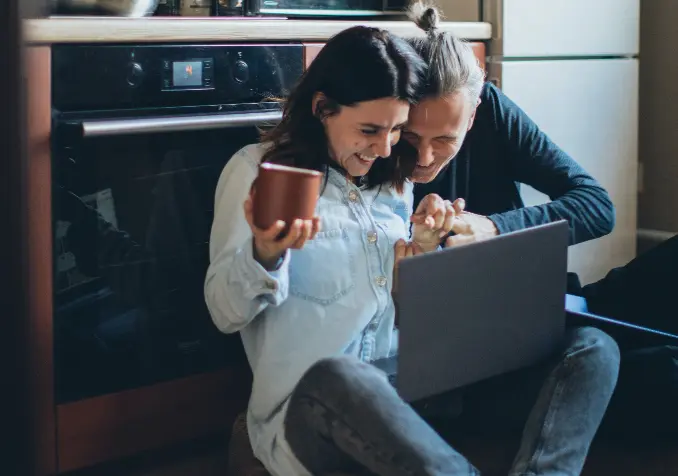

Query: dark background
left=0, top=0, right=45, bottom=473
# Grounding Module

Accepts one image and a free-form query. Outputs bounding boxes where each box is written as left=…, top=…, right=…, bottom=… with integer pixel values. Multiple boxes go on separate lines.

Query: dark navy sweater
left=413, top=82, right=615, bottom=246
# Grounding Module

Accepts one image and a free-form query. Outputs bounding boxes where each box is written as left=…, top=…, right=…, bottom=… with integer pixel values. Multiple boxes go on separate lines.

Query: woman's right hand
left=393, top=239, right=423, bottom=295
left=243, top=190, right=321, bottom=271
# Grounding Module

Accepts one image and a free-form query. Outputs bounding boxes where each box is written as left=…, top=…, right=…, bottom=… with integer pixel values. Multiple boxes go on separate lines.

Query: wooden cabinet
left=470, top=42, right=486, bottom=71
left=26, top=46, right=57, bottom=476
left=303, top=42, right=325, bottom=70
left=303, top=41, right=487, bottom=71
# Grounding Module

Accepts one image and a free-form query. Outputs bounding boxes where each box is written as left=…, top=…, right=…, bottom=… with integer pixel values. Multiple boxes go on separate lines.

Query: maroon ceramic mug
left=252, top=162, right=322, bottom=232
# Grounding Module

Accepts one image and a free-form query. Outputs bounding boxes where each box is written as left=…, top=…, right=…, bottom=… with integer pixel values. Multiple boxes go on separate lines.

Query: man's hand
left=445, top=208, right=499, bottom=247
left=411, top=194, right=464, bottom=252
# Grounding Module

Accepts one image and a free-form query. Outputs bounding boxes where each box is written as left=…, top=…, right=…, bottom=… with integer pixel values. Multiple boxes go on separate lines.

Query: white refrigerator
left=481, top=0, right=640, bottom=285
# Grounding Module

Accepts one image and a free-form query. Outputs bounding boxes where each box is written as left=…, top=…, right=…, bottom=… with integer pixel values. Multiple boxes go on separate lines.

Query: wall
left=436, top=0, right=480, bottom=22
left=638, top=1, right=678, bottom=249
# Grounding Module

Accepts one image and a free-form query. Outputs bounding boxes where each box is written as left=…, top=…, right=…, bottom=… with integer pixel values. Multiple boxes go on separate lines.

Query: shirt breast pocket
left=375, top=202, right=411, bottom=245
left=289, top=228, right=356, bottom=306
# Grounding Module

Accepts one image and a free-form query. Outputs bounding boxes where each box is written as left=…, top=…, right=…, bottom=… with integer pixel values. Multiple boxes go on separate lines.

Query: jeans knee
left=565, top=326, right=621, bottom=385
left=292, top=355, right=382, bottom=403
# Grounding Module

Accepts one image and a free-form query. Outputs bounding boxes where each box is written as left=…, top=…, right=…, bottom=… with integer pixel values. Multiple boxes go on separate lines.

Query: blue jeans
left=284, top=327, right=620, bottom=476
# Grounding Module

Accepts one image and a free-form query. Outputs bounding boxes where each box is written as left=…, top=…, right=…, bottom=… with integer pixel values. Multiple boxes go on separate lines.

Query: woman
left=205, top=26, right=452, bottom=476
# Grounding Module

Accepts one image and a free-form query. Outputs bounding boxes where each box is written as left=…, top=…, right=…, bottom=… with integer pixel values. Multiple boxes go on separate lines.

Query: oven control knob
left=126, top=62, right=144, bottom=87
left=233, top=60, right=250, bottom=84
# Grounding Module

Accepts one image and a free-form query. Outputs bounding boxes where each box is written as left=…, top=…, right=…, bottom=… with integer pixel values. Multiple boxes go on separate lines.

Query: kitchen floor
left=65, top=435, right=230, bottom=476
left=65, top=433, right=678, bottom=476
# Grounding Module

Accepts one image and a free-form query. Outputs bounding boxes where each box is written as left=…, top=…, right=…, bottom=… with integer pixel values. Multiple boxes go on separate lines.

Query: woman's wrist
left=412, top=238, right=440, bottom=253
left=252, top=240, right=284, bottom=271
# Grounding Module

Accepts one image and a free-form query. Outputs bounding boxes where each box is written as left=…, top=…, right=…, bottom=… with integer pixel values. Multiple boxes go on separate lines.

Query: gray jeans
left=284, top=326, right=620, bottom=476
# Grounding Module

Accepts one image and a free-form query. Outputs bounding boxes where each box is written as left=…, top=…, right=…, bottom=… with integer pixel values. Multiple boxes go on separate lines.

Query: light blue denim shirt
left=205, top=143, right=412, bottom=476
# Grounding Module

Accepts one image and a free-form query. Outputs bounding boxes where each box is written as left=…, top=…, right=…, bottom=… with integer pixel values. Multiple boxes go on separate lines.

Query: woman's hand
left=410, top=194, right=465, bottom=252
left=392, top=239, right=424, bottom=296
left=243, top=190, right=321, bottom=271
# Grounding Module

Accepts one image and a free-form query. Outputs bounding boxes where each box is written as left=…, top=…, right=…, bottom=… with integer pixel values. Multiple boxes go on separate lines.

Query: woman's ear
left=311, top=92, right=326, bottom=119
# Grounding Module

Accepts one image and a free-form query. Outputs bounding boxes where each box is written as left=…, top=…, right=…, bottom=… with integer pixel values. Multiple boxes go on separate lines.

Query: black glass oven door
left=52, top=108, right=276, bottom=403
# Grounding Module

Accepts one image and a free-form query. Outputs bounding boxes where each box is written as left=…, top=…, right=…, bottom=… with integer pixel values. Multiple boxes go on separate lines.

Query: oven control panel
left=52, top=44, right=303, bottom=112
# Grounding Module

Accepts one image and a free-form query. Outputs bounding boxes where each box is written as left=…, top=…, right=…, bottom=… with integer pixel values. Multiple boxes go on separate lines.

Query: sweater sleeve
left=482, top=83, right=615, bottom=245
left=204, top=145, right=290, bottom=334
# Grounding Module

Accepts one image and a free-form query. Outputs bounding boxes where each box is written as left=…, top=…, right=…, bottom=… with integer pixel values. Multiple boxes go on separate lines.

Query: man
left=405, top=9, right=677, bottom=438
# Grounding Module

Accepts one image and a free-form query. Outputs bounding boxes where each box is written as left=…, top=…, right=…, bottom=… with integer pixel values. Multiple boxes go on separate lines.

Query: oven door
left=52, top=106, right=278, bottom=404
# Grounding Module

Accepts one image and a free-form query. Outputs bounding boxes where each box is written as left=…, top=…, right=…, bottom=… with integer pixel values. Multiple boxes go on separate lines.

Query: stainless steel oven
left=51, top=43, right=303, bottom=404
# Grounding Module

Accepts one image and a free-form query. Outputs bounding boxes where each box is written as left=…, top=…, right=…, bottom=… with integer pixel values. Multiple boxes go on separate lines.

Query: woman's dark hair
left=261, top=26, right=427, bottom=193
left=406, top=2, right=485, bottom=102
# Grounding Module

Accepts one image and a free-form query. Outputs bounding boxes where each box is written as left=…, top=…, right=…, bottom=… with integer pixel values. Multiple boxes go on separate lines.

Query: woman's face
left=315, top=95, right=411, bottom=177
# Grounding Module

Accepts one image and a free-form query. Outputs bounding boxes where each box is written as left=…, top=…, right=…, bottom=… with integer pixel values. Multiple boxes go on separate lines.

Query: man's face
left=403, top=93, right=478, bottom=183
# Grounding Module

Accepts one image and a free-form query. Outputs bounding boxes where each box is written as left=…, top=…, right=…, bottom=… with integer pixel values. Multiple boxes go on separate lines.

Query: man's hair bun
left=407, top=2, right=441, bottom=35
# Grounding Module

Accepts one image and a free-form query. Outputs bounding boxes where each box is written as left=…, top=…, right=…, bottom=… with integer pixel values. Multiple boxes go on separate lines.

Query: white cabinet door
left=490, top=58, right=639, bottom=284
left=484, top=0, right=640, bottom=57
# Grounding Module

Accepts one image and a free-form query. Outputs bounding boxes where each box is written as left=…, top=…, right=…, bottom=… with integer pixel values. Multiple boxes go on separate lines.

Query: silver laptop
left=376, top=220, right=569, bottom=403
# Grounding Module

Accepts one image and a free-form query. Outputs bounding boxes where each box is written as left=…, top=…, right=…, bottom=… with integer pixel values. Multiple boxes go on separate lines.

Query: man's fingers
left=445, top=233, right=476, bottom=248
left=452, top=198, right=465, bottom=214
left=451, top=214, right=474, bottom=235
left=432, top=209, right=445, bottom=230
left=440, top=202, right=457, bottom=237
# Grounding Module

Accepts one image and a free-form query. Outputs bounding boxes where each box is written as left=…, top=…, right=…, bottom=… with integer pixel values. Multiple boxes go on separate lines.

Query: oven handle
left=80, top=110, right=283, bottom=137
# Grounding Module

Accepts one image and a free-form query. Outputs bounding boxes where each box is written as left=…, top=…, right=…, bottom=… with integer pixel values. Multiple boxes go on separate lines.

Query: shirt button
left=367, top=231, right=378, bottom=244
left=348, top=190, right=359, bottom=202
left=375, top=276, right=387, bottom=287
left=264, top=280, right=277, bottom=291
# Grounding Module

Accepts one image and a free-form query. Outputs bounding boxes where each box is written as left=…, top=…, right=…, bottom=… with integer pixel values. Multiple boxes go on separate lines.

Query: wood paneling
left=56, top=367, right=250, bottom=473
left=470, top=42, right=486, bottom=71
left=302, top=43, right=324, bottom=70
left=26, top=45, right=58, bottom=476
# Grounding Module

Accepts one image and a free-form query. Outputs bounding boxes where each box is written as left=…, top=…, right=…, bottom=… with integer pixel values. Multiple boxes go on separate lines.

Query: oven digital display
left=162, top=58, right=213, bottom=90
left=173, top=61, right=203, bottom=87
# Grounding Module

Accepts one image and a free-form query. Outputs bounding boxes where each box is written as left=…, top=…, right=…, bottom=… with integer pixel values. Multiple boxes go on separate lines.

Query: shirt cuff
left=487, top=213, right=516, bottom=235
left=238, top=237, right=289, bottom=306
